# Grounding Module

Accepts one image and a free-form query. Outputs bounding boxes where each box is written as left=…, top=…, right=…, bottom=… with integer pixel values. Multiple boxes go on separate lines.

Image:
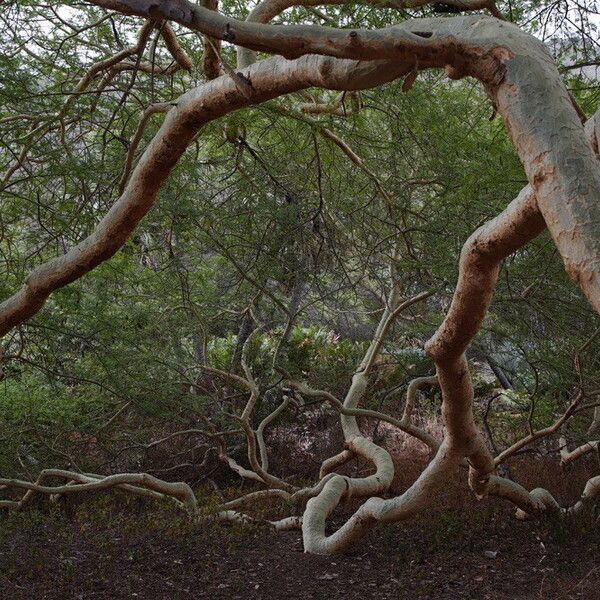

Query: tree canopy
left=1, top=0, right=599, bottom=556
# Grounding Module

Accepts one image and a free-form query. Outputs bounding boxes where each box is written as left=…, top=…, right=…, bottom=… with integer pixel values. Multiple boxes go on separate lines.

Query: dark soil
left=0, top=493, right=598, bottom=600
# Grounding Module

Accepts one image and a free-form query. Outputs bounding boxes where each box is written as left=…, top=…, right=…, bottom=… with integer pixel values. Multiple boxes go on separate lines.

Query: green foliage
left=0, top=375, right=106, bottom=474
left=0, top=376, right=103, bottom=428
left=1, top=0, right=599, bottom=482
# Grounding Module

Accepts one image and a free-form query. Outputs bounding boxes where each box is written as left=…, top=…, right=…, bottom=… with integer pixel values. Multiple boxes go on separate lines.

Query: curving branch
left=160, top=22, right=194, bottom=69
left=2, top=7, right=600, bottom=553
left=84, top=2, right=495, bottom=63
left=256, top=393, right=292, bottom=472
left=0, top=469, right=197, bottom=513
left=401, top=375, right=439, bottom=423
left=0, top=54, right=414, bottom=337
left=201, top=0, right=222, bottom=79
left=4, top=16, right=600, bottom=337
left=0, top=20, right=155, bottom=190
left=236, top=0, right=504, bottom=68
left=118, top=101, right=173, bottom=193
left=560, top=437, right=599, bottom=467
left=291, top=280, right=441, bottom=553
left=494, top=391, right=583, bottom=467
left=288, top=379, right=440, bottom=452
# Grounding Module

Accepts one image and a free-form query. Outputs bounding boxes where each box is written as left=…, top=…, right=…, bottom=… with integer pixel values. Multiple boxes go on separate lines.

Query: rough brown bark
left=202, top=0, right=222, bottom=79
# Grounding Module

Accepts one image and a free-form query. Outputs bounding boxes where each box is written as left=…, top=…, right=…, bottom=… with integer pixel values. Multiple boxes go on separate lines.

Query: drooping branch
left=494, top=391, right=583, bottom=467
left=201, top=0, right=222, bottom=79
left=237, top=0, right=503, bottom=69
left=160, top=22, right=194, bottom=70
left=4, top=15, right=600, bottom=340
left=236, top=0, right=503, bottom=68
left=118, top=101, right=173, bottom=193
left=46, top=12, right=600, bottom=316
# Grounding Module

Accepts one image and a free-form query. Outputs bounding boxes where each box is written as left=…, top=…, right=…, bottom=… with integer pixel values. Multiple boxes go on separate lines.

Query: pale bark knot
left=489, top=47, right=515, bottom=62
left=531, top=160, right=555, bottom=189
left=318, top=58, right=334, bottom=81
left=223, top=23, right=235, bottom=42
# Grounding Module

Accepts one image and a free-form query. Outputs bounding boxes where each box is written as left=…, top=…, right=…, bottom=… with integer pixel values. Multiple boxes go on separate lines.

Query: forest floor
left=0, top=492, right=598, bottom=600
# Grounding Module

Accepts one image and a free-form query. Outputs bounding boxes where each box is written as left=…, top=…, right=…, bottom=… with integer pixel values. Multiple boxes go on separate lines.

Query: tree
left=1, top=0, right=599, bottom=554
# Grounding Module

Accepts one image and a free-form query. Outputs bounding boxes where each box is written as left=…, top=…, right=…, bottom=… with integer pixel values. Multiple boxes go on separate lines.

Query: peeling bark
left=2, top=7, right=600, bottom=553
left=201, top=0, right=222, bottom=79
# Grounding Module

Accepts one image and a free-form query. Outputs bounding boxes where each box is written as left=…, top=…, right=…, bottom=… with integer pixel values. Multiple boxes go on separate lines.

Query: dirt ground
left=0, top=494, right=598, bottom=600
